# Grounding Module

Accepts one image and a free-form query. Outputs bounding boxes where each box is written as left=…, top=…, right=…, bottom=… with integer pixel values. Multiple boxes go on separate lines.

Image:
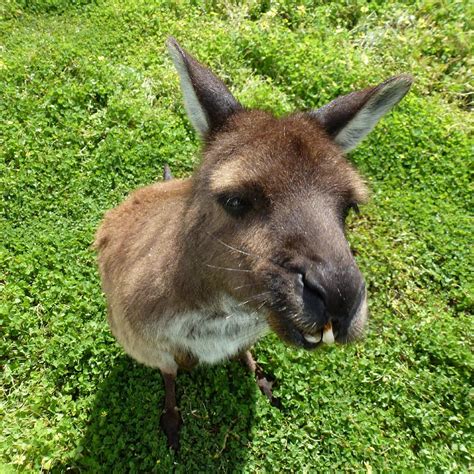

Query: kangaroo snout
left=300, top=263, right=366, bottom=330
left=268, top=256, right=367, bottom=349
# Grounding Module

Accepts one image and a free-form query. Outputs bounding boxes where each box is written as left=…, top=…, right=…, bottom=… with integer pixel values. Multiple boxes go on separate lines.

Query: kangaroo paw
left=160, top=406, right=182, bottom=451
left=255, top=368, right=282, bottom=409
left=240, top=350, right=282, bottom=409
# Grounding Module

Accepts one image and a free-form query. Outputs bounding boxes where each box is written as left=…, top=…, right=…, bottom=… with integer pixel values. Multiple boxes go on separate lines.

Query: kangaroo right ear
left=310, top=75, right=413, bottom=152
left=167, top=37, right=242, bottom=137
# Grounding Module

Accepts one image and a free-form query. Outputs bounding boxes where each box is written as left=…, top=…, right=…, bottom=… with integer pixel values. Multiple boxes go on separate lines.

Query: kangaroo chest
left=166, top=297, right=269, bottom=365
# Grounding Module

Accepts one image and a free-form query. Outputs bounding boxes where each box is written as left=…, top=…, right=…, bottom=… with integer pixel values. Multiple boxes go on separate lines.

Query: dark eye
left=218, top=195, right=251, bottom=217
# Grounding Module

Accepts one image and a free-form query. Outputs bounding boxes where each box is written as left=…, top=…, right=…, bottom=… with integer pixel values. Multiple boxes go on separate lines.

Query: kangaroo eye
left=218, top=195, right=251, bottom=217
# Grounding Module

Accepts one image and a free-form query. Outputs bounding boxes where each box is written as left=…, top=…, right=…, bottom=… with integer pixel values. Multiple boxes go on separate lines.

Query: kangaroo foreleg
left=240, top=350, right=281, bottom=408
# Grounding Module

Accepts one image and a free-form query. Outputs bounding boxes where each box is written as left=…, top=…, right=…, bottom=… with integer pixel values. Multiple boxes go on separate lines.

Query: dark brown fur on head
left=159, top=38, right=412, bottom=349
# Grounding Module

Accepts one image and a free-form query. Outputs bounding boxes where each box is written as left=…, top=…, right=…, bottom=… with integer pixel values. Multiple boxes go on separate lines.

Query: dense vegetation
left=1, top=1, right=472, bottom=471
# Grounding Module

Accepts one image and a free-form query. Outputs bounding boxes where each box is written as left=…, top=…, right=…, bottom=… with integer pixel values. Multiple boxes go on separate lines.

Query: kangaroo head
left=167, top=38, right=412, bottom=349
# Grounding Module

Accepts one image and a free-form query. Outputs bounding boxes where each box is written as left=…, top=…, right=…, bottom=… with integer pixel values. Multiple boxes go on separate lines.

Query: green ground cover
left=1, top=0, right=473, bottom=471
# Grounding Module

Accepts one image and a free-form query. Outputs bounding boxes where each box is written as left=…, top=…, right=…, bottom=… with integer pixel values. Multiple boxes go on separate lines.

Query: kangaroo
left=95, top=37, right=412, bottom=449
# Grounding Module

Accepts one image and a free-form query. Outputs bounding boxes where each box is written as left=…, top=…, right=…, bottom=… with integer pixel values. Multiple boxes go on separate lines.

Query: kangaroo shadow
left=67, top=355, right=258, bottom=472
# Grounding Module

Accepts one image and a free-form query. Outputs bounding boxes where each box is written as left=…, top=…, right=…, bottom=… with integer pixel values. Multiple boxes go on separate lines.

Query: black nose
left=294, top=260, right=365, bottom=324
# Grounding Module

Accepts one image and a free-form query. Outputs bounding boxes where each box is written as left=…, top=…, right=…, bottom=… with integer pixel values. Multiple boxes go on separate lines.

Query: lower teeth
left=304, top=334, right=322, bottom=344
left=322, top=326, right=335, bottom=344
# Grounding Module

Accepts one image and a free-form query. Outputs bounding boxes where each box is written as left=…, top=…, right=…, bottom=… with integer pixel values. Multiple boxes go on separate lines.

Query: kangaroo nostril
left=297, top=271, right=327, bottom=319
left=302, top=272, right=327, bottom=304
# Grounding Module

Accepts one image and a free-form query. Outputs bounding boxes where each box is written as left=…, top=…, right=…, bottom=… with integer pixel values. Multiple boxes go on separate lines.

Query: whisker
left=205, top=231, right=262, bottom=259
left=205, top=264, right=253, bottom=273
left=237, top=292, right=271, bottom=307
left=233, top=283, right=256, bottom=291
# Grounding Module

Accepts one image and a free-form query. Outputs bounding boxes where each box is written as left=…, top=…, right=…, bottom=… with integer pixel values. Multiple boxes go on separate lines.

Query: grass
left=1, top=0, right=472, bottom=471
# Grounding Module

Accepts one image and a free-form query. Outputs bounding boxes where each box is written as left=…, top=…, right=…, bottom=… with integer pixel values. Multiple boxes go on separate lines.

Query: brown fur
left=94, top=37, right=411, bottom=449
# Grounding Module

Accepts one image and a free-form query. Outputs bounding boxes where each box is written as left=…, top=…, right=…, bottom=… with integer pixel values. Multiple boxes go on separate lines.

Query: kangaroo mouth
left=304, top=323, right=335, bottom=345
left=300, top=322, right=335, bottom=349
left=270, top=315, right=337, bottom=350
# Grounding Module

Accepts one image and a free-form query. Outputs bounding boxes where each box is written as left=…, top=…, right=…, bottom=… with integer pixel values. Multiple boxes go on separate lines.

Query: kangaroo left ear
left=167, top=37, right=242, bottom=138
left=310, top=75, right=413, bottom=152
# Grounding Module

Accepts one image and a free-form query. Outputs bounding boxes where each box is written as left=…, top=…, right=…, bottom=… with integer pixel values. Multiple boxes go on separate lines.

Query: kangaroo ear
left=310, top=75, right=413, bottom=152
left=167, top=37, right=242, bottom=137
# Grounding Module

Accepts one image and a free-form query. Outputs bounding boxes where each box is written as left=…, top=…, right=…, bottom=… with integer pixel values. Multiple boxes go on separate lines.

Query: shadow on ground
left=63, top=355, right=258, bottom=472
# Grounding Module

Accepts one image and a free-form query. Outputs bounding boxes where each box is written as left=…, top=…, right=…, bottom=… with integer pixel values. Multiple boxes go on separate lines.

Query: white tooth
left=322, top=326, right=335, bottom=344
left=304, top=334, right=321, bottom=344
